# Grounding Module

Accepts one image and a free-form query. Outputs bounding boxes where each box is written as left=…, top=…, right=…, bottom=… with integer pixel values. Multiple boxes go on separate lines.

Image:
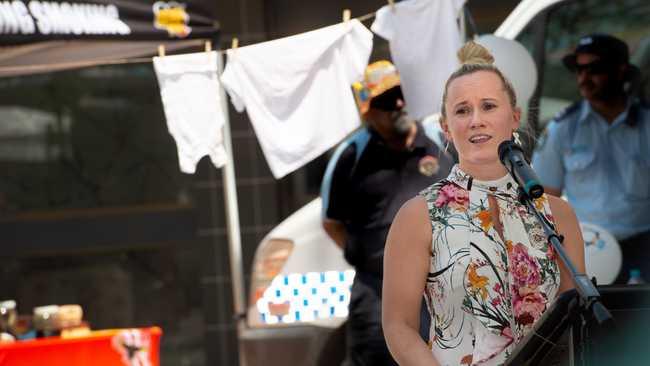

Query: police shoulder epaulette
left=552, top=101, right=581, bottom=122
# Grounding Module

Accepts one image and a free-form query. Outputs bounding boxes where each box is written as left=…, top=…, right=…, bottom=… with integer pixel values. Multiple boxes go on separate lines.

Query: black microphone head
left=498, top=140, right=517, bottom=163
left=498, top=140, right=525, bottom=161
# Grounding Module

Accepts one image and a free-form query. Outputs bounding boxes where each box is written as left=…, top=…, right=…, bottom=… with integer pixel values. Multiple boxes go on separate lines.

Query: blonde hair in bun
left=440, top=41, right=517, bottom=121
left=457, top=41, right=495, bottom=66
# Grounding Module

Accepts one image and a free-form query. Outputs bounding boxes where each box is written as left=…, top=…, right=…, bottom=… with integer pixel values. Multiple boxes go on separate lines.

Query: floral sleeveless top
left=419, top=165, right=561, bottom=366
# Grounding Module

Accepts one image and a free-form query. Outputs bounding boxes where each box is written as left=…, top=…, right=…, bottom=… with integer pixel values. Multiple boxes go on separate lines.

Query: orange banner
left=0, top=327, right=161, bottom=366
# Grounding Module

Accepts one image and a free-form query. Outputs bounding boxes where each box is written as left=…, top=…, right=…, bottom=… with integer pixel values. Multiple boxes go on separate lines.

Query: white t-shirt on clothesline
left=221, top=19, right=373, bottom=179
left=371, top=0, right=466, bottom=120
left=153, top=51, right=228, bottom=174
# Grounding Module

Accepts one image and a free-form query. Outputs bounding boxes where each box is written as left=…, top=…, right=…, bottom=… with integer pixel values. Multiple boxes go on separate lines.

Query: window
left=0, top=65, right=189, bottom=213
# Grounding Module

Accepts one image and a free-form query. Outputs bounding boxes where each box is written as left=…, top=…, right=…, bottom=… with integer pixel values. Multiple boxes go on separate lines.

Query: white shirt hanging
left=153, top=51, right=227, bottom=174
left=371, top=0, right=466, bottom=120
left=221, top=19, right=373, bottom=179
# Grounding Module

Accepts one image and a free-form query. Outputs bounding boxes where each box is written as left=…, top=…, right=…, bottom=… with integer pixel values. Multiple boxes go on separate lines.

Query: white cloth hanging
left=221, top=19, right=373, bottom=179
left=371, top=0, right=466, bottom=120
left=153, top=51, right=227, bottom=174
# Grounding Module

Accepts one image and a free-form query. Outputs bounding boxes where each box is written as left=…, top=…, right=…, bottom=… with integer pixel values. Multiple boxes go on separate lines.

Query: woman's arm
left=383, top=197, right=440, bottom=366
left=547, top=195, right=586, bottom=293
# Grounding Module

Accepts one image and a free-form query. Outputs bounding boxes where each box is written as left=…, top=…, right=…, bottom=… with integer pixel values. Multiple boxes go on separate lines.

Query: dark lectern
left=505, top=285, right=650, bottom=366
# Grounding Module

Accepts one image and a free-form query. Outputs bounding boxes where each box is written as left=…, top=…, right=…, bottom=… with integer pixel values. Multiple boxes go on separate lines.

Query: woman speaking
left=382, top=41, right=585, bottom=366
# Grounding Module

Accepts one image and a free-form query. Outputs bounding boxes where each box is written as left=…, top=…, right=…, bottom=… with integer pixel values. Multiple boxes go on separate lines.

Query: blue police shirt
left=532, top=99, right=650, bottom=240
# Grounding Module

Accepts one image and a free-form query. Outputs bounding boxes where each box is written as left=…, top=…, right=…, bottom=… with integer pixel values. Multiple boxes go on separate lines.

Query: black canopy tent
left=0, top=0, right=220, bottom=76
left=0, top=0, right=223, bottom=254
left=0, top=0, right=245, bottom=366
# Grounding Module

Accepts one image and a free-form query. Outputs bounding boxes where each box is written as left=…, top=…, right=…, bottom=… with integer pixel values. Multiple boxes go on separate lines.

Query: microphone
left=498, top=140, right=544, bottom=199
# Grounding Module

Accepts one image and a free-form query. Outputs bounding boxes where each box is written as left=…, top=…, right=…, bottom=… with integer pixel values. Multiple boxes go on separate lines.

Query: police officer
left=532, top=34, right=650, bottom=284
left=320, top=60, right=453, bottom=365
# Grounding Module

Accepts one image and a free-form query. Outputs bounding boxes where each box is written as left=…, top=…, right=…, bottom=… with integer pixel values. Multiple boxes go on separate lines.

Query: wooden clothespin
left=342, top=9, right=351, bottom=22
left=231, top=37, right=239, bottom=50
left=204, top=40, right=212, bottom=52
left=158, top=44, right=165, bottom=57
left=388, top=0, right=396, bottom=12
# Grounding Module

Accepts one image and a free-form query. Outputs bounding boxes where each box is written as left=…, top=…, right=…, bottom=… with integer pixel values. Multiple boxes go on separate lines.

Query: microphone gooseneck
left=498, top=140, right=544, bottom=199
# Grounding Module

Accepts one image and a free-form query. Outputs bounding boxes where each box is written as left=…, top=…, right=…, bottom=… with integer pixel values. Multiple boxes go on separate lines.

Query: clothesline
left=0, top=10, right=378, bottom=74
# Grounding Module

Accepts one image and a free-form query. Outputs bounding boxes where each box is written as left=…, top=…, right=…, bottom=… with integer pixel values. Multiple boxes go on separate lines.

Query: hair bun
left=457, top=41, right=495, bottom=65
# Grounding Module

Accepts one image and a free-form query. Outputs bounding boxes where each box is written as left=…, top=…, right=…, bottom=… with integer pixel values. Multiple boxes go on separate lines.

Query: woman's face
left=442, top=70, right=520, bottom=168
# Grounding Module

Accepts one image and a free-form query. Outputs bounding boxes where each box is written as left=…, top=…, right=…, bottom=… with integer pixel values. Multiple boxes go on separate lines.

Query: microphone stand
left=517, top=187, right=613, bottom=325
left=500, top=140, right=614, bottom=365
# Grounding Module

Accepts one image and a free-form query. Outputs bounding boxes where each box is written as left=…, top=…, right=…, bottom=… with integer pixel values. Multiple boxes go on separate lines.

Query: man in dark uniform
left=320, top=60, right=454, bottom=365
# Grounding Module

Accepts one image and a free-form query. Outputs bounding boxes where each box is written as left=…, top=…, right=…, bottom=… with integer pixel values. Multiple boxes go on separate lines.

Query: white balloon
left=580, top=222, right=622, bottom=285
left=475, top=35, right=538, bottom=106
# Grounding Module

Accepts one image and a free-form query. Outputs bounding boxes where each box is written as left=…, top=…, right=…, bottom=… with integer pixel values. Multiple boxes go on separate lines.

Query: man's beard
left=391, top=111, right=415, bottom=136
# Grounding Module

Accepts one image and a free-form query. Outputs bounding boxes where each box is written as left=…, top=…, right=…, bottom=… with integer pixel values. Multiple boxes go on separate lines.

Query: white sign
left=0, top=0, right=131, bottom=36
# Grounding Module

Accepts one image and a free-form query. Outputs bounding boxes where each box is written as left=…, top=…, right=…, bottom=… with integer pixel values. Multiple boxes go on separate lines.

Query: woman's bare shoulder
left=546, top=194, right=576, bottom=219
left=387, top=196, right=432, bottom=250
left=395, top=196, right=430, bottom=225
left=545, top=194, right=582, bottom=243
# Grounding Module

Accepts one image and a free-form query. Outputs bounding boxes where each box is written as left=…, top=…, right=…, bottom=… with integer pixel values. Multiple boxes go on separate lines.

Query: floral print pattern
left=420, top=165, right=560, bottom=365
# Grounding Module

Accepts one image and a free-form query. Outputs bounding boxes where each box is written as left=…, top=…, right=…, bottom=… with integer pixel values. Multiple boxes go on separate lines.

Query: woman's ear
left=512, top=107, right=522, bottom=130
left=440, top=117, right=451, bottom=140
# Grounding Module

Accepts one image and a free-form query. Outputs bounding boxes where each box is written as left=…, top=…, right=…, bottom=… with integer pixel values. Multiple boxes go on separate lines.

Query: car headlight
left=248, top=238, right=294, bottom=327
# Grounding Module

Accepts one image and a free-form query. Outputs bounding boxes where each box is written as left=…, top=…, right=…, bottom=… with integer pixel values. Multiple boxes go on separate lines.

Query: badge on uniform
left=418, top=155, right=439, bottom=176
